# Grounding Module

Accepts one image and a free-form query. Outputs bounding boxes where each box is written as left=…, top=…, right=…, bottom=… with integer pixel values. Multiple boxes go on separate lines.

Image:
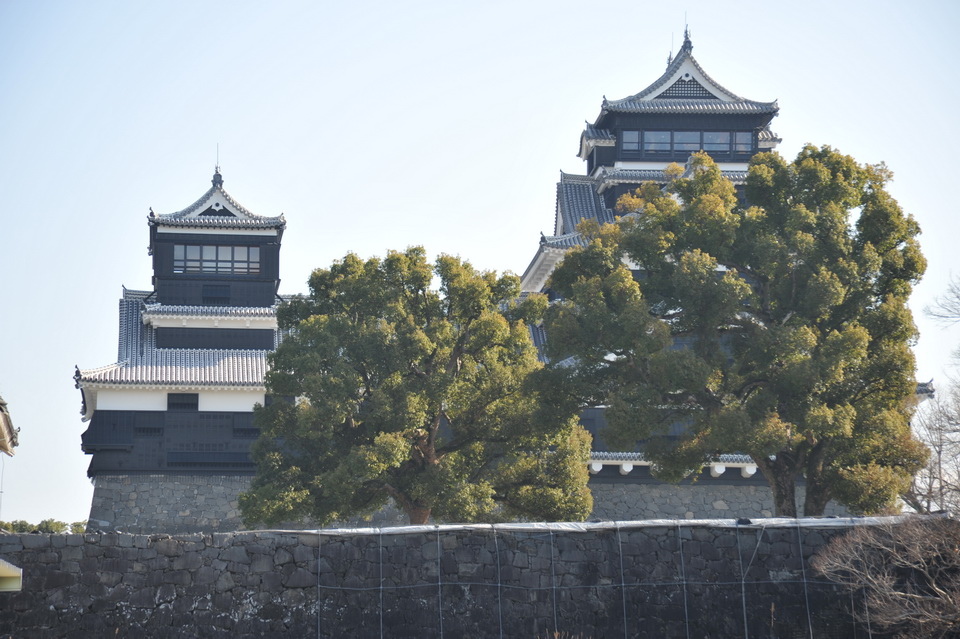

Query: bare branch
left=812, top=516, right=960, bottom=638
left=926, top=277, right=960, bottom=323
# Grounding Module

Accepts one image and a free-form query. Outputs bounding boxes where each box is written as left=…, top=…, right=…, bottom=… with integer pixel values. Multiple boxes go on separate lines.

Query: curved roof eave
left=147, top=171, right=287, bottom=231
left=594, top=36, right=778, bottom=124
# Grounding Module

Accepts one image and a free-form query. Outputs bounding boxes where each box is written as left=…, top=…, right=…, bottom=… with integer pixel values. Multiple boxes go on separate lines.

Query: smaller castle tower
left=76, top=170, right=286, bottom=533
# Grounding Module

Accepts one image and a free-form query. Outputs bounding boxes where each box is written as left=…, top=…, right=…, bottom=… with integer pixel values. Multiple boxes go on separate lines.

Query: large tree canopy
left=240, top=248, right=592, bottom=526
left=543, top=148, right=927, bottom=516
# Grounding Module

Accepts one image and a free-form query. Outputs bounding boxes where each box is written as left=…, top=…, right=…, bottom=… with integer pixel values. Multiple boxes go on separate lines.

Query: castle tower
left=517, top=36, right=828, bottom=521
left=522, top=32, right=780, bottom=294
left=75, top=170, right=286, bottom=532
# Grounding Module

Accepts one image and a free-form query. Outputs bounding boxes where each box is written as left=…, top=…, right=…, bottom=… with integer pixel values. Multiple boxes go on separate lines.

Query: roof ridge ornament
left=682, top=25, right=692, bottom=52
left=212, top=166, right=223, bottom=188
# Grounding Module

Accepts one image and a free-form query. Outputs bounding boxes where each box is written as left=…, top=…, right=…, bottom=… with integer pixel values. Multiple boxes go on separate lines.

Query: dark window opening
left=233, top=427, right=260, bottom=439
left=167, top=393, right=199, bottom=411
left=156, top=327, right=275, bottom=350
left=202, top=284, right=230, bottom=305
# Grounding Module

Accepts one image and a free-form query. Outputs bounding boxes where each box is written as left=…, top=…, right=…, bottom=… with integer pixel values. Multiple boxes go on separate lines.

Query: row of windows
left=173, top=244, right=261, bottom=274
left=167, top=394, right=285, bottom=412
left=133, top=426, right=259, bottom=438
left=622, top=130, right=752, bottom=154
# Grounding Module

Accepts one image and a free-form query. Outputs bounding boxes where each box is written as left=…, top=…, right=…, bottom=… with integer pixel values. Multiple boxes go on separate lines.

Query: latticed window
left=167, top=393, right=198, bottom=411
left=621, top=130, right=753, bottom=156
left=173, top=244, right=260, bottom=274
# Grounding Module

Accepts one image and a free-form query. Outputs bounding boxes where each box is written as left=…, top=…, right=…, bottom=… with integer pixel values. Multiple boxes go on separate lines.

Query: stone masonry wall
left=0, top=519, right=883, bottom=638
left=590, top=483, right=849, bottom=520
left=89, top=475, right=252, bottom=533
left=88, top=475, right=408, bottom=533
left=91, top=474, right=844, bottom=533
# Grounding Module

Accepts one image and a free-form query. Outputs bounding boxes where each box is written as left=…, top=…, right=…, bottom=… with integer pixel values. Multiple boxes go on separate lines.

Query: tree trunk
left=755, top=457, right=799, bottom=517
left=802, top=473, right=832, bottom=516
left=802, top=444, right=830, bottom=516
left=405, top=506, right=431, bottom=525
left=383, top=482, right=431, bottom=525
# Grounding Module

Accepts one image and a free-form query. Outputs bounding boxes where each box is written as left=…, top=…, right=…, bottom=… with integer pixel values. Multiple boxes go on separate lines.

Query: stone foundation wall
left=90, top=474, right=847, bottom=533
left=590, top=483, right=849, bottom=520
left=88, top=475, right=407, bottom=533
left=89, top=475, right=252, bottom=533
left=0, top=519, right=878, bottom=638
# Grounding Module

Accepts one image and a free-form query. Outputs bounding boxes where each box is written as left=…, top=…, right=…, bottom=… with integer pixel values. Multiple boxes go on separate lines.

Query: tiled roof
left=598, top=167, right=749, bottom=185
left=605, top=99, right=777, bottom=115
left=592, top=451, right=755, bottom=464
left=149, top=172, right=286, bottom=231
left=78, top=350, right=269, bottom=388
left=151, top=215, right=284, bottom=230
left=77, top=289, right=279, bottom=389
left=556, top=173, right=615, bottom=235
left=143, top=303, right=278, bottom=319
left=541, top=232, right=588, bottom=250
left=581, top=124, right=615, bottom=142
left=599, top=35, right=778, bottom=119
left=758, top=127, right=780, bottom=142
left=528, top=324, right=548, bottom=363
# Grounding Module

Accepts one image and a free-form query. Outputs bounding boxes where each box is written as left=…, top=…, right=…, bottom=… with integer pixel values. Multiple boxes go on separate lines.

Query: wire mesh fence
left=307, top=519, right=878, bottom=639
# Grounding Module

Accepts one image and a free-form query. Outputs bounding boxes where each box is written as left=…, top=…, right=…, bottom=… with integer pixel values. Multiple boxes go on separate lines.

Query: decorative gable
left=595, top=32, right=778, bottom=119
left=148, top=169, right=285, bottom=232
left=655, top=76, right=719, bottom=100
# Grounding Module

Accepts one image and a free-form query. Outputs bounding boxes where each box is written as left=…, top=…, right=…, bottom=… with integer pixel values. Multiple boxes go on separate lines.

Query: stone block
left=98, top=571, right=123, bottom=587
left=164, top=570, right=192, bottom=586
left=154, top=538, right=182, bottom=557
left=20, top=535, right=51, bottom=549
left=250, top=554, right=274, bottom=573
left=283, top=567, right=315, bottom=588
left=215, top=572, right=235, bottom=592
left=292, top=545, right=314, bottom=563
left=219, top=546, right=249, bottom=564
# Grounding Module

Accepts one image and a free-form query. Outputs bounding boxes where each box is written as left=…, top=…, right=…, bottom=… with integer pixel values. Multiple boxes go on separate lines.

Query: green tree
left=240, top=247, right=592, bottom=526
left=35, top=519, right=68, bottom=534
left=0, top=519, right=72, bottom=533
left=543, top=148, right=927, bottom=516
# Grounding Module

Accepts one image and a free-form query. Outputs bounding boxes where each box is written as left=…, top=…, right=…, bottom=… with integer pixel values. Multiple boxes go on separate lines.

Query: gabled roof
left=596, top=33, right=778, bottom=122
left=76, top=289, right=280, bottom=407
left=148, top=170, right=286, bottom=232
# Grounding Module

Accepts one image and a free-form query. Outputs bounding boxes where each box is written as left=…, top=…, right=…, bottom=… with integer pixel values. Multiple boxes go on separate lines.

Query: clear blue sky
left=1, top=0, right=957, bottom=524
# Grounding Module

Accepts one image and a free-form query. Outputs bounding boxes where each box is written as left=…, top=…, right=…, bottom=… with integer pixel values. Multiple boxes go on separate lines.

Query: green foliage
left=544, top=149, right=927, bottom=516
left=240, top=247, right=592, bottom=526
left=0, top=519, right=80, bottom=533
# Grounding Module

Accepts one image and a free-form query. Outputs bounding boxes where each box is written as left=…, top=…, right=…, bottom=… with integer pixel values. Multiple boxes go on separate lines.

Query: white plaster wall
left=198, top=390, right=264, bottom=412
left=96, top=389, right=168, bottom=411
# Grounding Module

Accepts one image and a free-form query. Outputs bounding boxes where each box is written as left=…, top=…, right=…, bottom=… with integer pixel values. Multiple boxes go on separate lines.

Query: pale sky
left=1, top=0, right=958, bottom=524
